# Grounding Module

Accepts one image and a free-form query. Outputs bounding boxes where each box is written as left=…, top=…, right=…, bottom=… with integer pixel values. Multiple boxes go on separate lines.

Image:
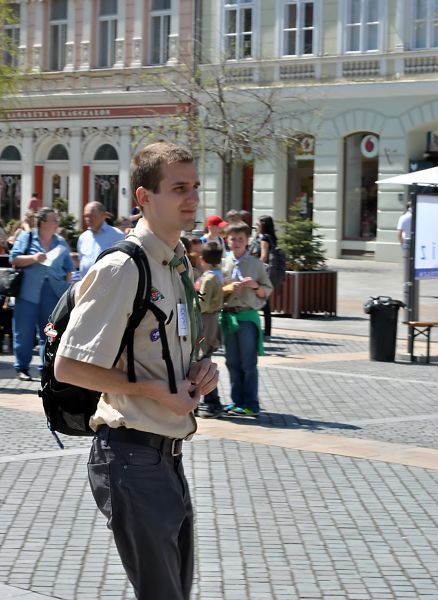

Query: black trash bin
left=363, top=296, right=404, bottom=362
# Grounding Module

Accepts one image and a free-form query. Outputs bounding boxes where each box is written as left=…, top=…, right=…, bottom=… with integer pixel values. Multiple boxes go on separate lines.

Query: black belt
left=97, top=425, right=183, bottom=456
left=223, top=307, right=246, bottom=313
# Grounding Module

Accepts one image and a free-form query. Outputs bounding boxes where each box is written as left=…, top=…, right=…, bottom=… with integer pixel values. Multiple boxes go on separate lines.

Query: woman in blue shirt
left=10, top=207, right=74, bottom=381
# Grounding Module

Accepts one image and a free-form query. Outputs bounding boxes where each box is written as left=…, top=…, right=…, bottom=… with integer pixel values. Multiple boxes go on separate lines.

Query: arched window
left=94, top=144, right=118, bottom=160
left=0, top=145, right=21, bottom=160
left=47, top=144, right=69, bottom=160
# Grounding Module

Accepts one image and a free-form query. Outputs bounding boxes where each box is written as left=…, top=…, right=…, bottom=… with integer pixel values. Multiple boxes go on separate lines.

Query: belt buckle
left=171, top=438, right=182, bottom=456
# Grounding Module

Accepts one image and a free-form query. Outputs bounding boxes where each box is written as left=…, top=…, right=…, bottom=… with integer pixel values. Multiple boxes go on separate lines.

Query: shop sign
left=360, top=134, right=379, bottom=159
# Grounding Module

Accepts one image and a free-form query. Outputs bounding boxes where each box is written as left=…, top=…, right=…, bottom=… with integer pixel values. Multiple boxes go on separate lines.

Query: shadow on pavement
left=0, top=385, right=38, bottom=395
left=273, top=315, right=367, bottom=323
left=222, top=412, right=361, bottom=432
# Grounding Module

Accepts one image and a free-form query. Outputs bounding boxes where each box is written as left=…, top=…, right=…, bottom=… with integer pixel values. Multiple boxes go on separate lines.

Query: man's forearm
left=54, top=355, right=200, bottom=416
left=54, top=355, right=162, bottom=399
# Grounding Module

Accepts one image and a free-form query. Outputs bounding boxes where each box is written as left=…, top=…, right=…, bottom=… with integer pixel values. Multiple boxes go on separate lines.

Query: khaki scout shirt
left=57, top=219, right=197, bottom=439
left=222, top=252, right=273, bottom=311
left=199, top=271, right=223, bottom=314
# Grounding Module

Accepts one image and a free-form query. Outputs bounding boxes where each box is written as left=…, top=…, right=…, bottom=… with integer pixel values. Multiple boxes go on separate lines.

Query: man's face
left=84, top=206, right=106, bottom=232
left=227, top=232, right=249, bottom=257
left=140, top=161, right=200, bottom=236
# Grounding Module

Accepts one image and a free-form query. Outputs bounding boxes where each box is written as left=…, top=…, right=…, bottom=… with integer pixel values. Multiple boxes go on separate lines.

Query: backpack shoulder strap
left=24, top=230, right=33, bottom=255
left=96, top=240, right=177, bottom=393
left=97, top=240, right=148, bottom=373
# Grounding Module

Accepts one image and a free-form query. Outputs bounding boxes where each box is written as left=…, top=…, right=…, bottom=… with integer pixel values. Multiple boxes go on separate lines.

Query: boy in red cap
left=200, top=215, right=227, bottom=254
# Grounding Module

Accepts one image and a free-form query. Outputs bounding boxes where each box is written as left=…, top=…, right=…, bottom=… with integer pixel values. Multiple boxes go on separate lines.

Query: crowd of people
left=0, top=143, right=288, bottom=599
left=2, top=198, right=283, bottom=416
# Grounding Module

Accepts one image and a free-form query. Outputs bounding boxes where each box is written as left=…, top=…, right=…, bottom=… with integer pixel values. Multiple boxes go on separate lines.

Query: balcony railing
left=15, top=48, right=438, bottom=97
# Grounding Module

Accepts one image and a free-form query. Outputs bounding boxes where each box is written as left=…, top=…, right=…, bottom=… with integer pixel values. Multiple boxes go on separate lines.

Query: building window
left=98, top=0, right=118, bottom=68
left=0, top=175, right=21, bottom=221
left=281, top=1, right=314, bottom=56
left=0, top=145, right=21, bottom=161
left=49, top=0, right=67, bottom=71
left=345, top=0, right=379, bottom=52
left=150, top=0, right=171, bottom=65
left=224, top=0, right=254, bottom=60
left=411, top=0, right=438, bottom=49
left=343, top=132, right=378, bottom=241
left=94, top=175, right=119, bottom=217
left=94, top=144, right=118, bottom=160
left=48, top=144, right=69, bottom=160
left=3, top=3, right=20, bottom=67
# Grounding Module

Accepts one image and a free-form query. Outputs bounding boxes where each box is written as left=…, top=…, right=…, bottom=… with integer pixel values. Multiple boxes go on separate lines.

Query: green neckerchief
left=168, top=255, right=204, bottom=359
left=219, top=309, right=264, bottom=356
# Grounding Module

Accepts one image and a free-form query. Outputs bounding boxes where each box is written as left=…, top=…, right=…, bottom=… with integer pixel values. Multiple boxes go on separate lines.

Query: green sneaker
left=229, top=407, right=259, bottom=417
left=223, top=403, right=236, bottom=413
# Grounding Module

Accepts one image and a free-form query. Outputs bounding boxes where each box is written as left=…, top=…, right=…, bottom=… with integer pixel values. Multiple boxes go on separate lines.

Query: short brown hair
left=130, top=142, right=194, bottom=195
left=225, top=221, right=251, bottom=238
left=201, top=241, right=223, bottom=266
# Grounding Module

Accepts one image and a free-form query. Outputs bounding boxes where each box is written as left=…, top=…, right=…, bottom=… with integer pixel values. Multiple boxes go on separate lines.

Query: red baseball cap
left=206, top=215, right=223, bottom=228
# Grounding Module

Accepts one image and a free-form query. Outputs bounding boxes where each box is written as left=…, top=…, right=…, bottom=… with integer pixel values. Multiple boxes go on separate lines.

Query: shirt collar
left=133, top=218, right=186, bottom=266
left=90, top=221, right=109, bottom=234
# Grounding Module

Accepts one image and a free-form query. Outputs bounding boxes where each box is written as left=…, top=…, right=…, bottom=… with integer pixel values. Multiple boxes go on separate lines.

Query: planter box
left=270, top=270, right=337, bottom=318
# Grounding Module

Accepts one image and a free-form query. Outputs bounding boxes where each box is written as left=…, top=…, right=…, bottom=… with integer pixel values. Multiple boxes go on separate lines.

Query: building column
left=167, top=0, right=180, bottom=64
left=81, top=165, right=90, bottom=229
left=114, top=1, right=126, bottom=67
left=68, top=130, right=82, bottom=224
left=20, top=130, right=34, bottom=219
left=79, top=0, right=92, bottom=70
left=64, top=0, right=76, bottom=71
left=394, top=0, right=406, bottom=77
left=252, top=146, right=277, bottom=222
left=395, top=0, right=406, bottom=52
left=312, top=137, right=342, bottom=259
left=32, top=0, right=44, bottom=73
left=118, top=126, right=131, bottom=218
left=131, top=0, right=144, bottom=67
left=18, top=1, right=29, bottom=70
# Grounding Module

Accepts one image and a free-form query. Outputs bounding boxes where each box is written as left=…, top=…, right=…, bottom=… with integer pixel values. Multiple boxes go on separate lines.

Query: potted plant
left=271, top=207, right=337, bottom=318
left=53, top=198, right=80, bottom=250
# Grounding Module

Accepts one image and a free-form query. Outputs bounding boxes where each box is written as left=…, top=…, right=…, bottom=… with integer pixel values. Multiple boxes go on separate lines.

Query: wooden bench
left=408, top=321, right=438, bottom=363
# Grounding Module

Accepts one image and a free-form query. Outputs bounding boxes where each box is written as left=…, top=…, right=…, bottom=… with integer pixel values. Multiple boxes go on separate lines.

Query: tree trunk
left=221, top=156, right=233, bottom=215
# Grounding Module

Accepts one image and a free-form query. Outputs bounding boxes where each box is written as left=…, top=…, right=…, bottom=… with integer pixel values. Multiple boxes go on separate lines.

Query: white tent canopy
left=376, top=166, right=438, bottom=185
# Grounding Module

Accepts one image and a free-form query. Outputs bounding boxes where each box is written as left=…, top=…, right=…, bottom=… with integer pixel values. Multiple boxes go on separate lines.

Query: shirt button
left=183, top=336, right=187, bottom=341
left=162, top=260, right=168, bottom=266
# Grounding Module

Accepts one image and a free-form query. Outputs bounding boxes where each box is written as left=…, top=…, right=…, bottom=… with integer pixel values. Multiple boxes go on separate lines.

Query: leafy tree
left=0, top=1, right=22, bottom=108
left=277, top=205, right=327, bottom=272
left=136, top=60, right=316, bottom=213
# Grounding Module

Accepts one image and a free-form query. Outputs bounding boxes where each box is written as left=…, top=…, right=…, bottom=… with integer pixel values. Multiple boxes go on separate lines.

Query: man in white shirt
left=77, top=201, right=124, bottom=279
left=397, top=202, right=412, bottom=248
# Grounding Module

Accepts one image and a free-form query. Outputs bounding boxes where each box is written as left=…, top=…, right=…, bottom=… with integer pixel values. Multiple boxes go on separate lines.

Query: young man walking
left=55, top=142, right=218, bottom=600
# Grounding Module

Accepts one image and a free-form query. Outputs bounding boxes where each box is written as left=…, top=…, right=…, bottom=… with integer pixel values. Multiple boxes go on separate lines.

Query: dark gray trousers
left=88, top=430, right=194, bottom=600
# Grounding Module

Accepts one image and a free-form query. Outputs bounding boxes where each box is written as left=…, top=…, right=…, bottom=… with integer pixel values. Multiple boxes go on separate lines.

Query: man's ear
left=136, top=186, right=150, bottom=210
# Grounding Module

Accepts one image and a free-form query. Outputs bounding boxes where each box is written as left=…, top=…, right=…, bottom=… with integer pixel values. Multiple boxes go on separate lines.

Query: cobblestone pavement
left=0, top=322, right=437, bottom=600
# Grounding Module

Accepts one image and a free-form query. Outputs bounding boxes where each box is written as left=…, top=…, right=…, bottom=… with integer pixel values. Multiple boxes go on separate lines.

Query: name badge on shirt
left=177, top=303, right=189, bottom=337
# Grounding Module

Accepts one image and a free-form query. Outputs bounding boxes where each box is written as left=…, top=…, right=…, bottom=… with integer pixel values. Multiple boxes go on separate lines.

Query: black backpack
left=39, top=240, right=177, bottom=449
